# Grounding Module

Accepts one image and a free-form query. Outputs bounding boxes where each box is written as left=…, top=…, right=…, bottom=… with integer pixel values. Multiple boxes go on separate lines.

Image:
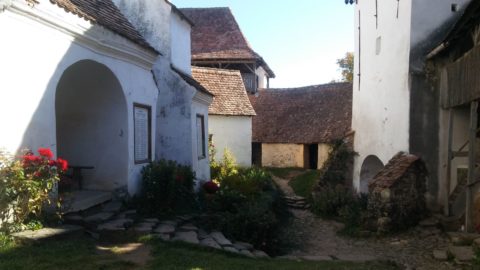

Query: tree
left=336, top=52, right=354, bottom=83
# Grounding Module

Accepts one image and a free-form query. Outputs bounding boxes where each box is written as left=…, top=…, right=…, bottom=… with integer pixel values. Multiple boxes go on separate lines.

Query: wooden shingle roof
left=180, top=7, right=275, bottom=78
left=191, top=67, right=256, bottom=116
left=50, top=0, right=157, bottom=53
left=249, top=83, right=352, bottom=144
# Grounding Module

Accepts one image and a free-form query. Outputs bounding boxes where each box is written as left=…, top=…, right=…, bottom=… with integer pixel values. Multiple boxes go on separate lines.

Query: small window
left=196, top=114, right=206, bottom=159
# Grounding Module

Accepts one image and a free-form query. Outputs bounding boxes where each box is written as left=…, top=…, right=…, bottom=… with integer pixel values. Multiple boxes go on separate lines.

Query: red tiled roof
left=191, top=67, right=256, bottom=116
left=171, top=65, right=214, bottom=97
left=49, top=0, right=157, bottom=53
left=180, top=7, right=275, bottom=78
left=369, top=152, right=422, bottom=191
left=249, top=83, right=352, bottom=144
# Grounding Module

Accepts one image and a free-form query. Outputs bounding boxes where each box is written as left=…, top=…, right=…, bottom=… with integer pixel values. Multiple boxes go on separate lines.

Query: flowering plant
left=203, top=180, right=219, bottom=194
left=0, top=148, right=67, bottom=232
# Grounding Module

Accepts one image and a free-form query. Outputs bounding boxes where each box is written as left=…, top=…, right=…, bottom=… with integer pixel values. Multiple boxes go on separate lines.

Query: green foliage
left=312, top=183, right=368, bottom=236
left=211, top=148, right=238, bottom=182
left=202, top=166, right=288, bottom=255
left=135, top=159, right=197, bottom=217
left=288, top=170, right=321, bottom=199
left=336, top=52, right=354, bottom=83
left=266, top=167, right=304, bottom=179
left=317, top=140, right=356, bottom=186
left=0, top=149, right=62, bottom=233
left=0, top=232, right=15, bottom=252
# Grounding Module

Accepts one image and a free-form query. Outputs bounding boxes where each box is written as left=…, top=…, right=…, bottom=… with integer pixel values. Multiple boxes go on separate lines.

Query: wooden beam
left=445, top=109, right=454, bottom=216
left=466, top=101, right=478, bottom=232
left=453, top=151, right=469, bottom=157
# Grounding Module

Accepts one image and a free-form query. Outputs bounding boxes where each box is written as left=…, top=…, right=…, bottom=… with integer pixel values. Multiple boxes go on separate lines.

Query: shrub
left=210, top=148, right=238, bottom=183
left=202, top=166, right=288, bottom=254
left=135, top=159, right=197, bottom=216
left=0, top=148, right=67, bottom=232
left=317, top=140, right=356, bottom=186
left=312, top=183, right=368, bottom=236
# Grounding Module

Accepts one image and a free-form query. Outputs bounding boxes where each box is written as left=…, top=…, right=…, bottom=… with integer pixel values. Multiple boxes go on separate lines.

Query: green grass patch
left=288, top=170, right=321, bottom=198
left=0, top=235, right=399, bottom=270
left=0, top=236, right=135, bottom=270
left=265, top=167, right=304, bottom=178
left=148, top=240, right=398, bottom=270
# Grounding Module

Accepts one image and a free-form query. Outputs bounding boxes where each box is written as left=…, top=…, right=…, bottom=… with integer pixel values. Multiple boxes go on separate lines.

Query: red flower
left=38, top=148, right=53, bottom=159
left=203, top=181, right=219, bottom=194
left=175, top=174, right=184, bottom=183
left=48, top=160, right=56, bottom=166
left=22, top=154, right=42, bottom=167
left=56, top=158, right=68, bottom=172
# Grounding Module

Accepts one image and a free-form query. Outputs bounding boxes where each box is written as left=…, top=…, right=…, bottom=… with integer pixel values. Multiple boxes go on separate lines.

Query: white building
left=191, top=67, right=255, bottom=167
left=351, top=0, right=471, bottom=209
left=0, top=0, right=212, bottom=203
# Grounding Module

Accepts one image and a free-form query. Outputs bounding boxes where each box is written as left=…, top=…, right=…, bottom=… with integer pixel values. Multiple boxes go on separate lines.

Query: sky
left=171, top=0, right=355, bottom=88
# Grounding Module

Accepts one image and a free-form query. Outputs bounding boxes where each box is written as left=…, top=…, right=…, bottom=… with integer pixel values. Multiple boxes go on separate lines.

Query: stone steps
left=433, top=231, right=480, bottom=265
left=284, top=195, right=310, bottom=210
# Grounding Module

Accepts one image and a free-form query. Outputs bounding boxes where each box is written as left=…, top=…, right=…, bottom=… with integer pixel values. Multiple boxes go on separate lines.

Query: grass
left=148, top=240, right=398, bottom=270
left=0, top=236, right=135, bottom=270
left=288, top=170, right=321, bottom=198
left=265, top=167, right=304, bottom=178
left=0, top=235, right=399, bottom=270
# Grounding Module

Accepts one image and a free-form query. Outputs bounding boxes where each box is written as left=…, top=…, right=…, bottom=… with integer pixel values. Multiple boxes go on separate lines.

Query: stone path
left=273, top=173, right=458, bottom=269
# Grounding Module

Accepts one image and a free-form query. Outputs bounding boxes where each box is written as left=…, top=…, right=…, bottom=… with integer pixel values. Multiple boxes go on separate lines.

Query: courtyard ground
left=272, top=170, right=462, bottom=270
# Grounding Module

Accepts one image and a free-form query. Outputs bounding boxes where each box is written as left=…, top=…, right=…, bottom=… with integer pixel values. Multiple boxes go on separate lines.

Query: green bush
left=202, top=166, right=288, bottom=255
left=135, top=159, right=197, bottom=216
left=312, top=183, right=368, bottom=236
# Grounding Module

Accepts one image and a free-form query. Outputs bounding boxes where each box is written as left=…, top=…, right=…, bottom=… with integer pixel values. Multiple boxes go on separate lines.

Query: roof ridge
left=260, top=82, right=352, bottom=92
left=191, top=66, right=241, bottom=75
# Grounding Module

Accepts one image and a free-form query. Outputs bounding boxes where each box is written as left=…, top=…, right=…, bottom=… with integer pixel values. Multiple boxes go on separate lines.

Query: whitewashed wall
left=114, top=0, right=212, bottom=182
left=0, top=1, right=159, bottom=194
left=170, top=12, right=192, bottom=75
left=352, top=0, right=472, bottom=193
left=352, top=0, right=413, bottom=191
left=209, top=115, right=252, bottom=167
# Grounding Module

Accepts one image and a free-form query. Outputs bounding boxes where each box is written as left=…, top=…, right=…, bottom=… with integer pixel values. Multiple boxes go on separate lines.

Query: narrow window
left=196, top=114, right=206, bottom=159
left=134, top=103, right=152, bottom=164
left=375, top=0, right=378, bottom=29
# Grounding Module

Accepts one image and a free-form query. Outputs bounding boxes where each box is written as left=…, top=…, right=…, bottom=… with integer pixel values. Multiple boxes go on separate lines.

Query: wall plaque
left=134, top=104, right=151, bottom=163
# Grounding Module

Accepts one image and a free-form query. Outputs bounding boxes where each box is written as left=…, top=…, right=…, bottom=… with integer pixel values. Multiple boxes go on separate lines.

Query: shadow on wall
left=359, top=155, right=384, bottom=193
left=12, top=16, right=129, bottom=193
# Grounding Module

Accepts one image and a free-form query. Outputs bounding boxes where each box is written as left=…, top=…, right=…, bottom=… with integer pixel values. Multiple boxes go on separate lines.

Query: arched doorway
left=56, top=60, right=128, bottom=192
left=359, top=155, right=384, bottom=193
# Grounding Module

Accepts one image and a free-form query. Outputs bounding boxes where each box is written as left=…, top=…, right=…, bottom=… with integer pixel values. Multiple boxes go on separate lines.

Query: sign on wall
left=134, top=103, right=151, bottom=164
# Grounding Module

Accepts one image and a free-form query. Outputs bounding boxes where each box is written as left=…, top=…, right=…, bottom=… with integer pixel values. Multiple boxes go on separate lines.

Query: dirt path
left=274, top=173, right=456, bottom=270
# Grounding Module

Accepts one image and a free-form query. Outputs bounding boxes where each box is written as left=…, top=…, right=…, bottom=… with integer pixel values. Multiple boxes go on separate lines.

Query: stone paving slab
left=233, top=241, right=253, bottom=251
left=172, top=231, right=199, bottom=244
left=210, top=231, right=232, bottom=246
left=179, top=224, right=198, bottom=232
left=154, top=224, right=175, bottom=234
left=12, top=225, right=83, bottom=242
left=200, top=237, right=222, bottom=249
left=84, top=212, right=115, bottom=224
left=240, top=250, right=255, bottom=258
left=252, top=250, right=269, bottom=258
left=433, top=250, right=448, bottom=261
left=449, top=246, right=474, bottom=262
left=223, top=246, right=239, bottom=253
left=102, top=201, right=122, bottom=212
